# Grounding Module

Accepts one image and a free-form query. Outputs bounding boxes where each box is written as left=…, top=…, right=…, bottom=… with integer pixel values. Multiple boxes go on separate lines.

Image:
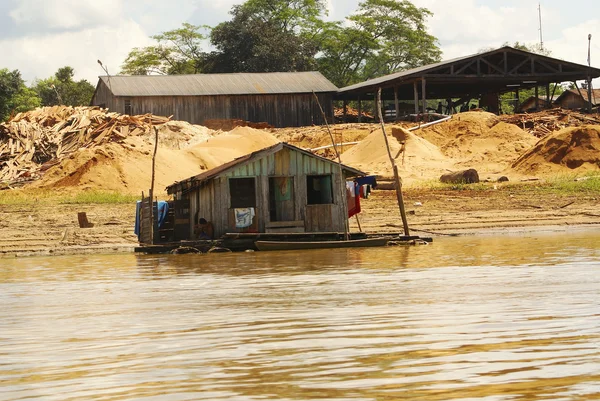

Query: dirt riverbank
left=2, top=184, right=599, bottom=257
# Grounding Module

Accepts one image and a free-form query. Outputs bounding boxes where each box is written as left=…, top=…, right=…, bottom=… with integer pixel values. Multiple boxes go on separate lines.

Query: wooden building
left=516, top=94, right=559, bottom=113
left=554, top=89, right=600, bottom=110
left=165, top=142, right=364, bottom=240
left=90, top=72, right=338, bottom=128
left=337, top=46, right=600, bottom=119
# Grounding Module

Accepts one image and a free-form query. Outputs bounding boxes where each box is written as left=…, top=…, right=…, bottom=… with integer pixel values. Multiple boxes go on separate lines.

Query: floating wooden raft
left=0, top=106, right=171, bottom=185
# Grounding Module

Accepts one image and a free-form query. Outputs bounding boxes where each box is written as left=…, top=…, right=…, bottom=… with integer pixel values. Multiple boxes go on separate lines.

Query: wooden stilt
left=377, top=88, right=410, bottom=236
left=149, top=125, right=159, bottom=244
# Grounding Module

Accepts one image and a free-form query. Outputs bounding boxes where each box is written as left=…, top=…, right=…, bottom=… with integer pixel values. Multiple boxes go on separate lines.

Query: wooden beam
left=421, top=78, right=427, bottom=116
left=454, top=59, right=477, bottom=75
left=394, top=86, right=399, bottom=120
left=480, top=57, right=505, bottom=75
left=509, top=56, right=531, bottom=74
left=358, top=96, right=362, bottom=123
left=535, top=86, right=539, bottom=110
left=413, top=81, right=419, bottom=114
left=504, top=51, right=508, bottom=74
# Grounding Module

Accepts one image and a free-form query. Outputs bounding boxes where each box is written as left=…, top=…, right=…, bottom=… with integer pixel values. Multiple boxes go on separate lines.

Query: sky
left=1, top=0, right=599, bottom=86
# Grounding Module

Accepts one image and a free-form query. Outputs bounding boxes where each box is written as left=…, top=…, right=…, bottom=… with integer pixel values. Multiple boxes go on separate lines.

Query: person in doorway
left=194, top=217, right=214, bottom=240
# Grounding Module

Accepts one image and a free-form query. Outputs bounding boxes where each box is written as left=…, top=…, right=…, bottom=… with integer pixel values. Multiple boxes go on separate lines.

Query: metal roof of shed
left=338, top=46, right=600, bottom=100
left=166, top=142, right=365, bottom=194
left=99, top=71, right=338, bottom=97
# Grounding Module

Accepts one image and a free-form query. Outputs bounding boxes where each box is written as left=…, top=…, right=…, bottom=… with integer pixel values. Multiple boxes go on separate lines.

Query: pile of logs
left=500, top=108, right=600, bottom=138
left=0, top=106, right=170, bottom=186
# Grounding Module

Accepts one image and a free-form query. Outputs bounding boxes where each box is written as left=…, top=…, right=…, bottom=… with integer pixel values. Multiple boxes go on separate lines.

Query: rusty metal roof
left=558, top=88, right=600, bottom=104
left=166, top=142, right=365, bottom=194
left=338, top=46, right=600, bottom=100
left=99, top=72, right=338, bottom=97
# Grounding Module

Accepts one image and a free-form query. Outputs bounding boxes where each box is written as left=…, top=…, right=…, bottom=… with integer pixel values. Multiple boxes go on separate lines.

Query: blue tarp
left=134, top=201, right=169, bottom=239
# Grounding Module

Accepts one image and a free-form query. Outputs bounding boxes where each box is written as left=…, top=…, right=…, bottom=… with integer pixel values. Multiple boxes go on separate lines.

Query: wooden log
left=440, top=169, right=480, bottom=184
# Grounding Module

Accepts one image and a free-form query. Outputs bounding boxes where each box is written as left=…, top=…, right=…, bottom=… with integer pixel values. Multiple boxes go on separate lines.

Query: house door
left=269, top=177, right=295, bottom=221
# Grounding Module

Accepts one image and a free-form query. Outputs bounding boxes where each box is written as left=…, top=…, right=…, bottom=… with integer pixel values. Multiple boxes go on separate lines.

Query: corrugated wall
left=191, top=147, right=348, bottom=238
left=92, top=84, right=334, bottom=127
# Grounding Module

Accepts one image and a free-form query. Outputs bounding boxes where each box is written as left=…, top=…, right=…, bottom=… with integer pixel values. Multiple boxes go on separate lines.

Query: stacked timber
left=500, top=108, right=600, bottom=138
left=0, top=106, right=170, bottom=185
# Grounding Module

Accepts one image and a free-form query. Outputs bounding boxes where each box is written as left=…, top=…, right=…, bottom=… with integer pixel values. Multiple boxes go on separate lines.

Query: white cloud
left=9, top=0, right=123, bottom=29
left=0, top=18, right=153, bottom=84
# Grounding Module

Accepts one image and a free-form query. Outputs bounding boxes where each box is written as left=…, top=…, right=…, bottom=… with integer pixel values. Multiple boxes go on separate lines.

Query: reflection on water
left=1, top=231, right=600, bottom=400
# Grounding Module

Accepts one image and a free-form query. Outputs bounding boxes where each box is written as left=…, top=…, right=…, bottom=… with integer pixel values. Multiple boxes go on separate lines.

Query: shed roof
left=166, top=142, right=365, bottom=194
left=98, top=71, right=338, bottom=97
left=338, top=46, right=600, bottom=100
left=556, top=88, right=600, bottom=104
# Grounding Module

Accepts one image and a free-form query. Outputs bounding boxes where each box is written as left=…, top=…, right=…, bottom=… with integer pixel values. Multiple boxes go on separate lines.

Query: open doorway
left=269, top=177, right=294, bottom=221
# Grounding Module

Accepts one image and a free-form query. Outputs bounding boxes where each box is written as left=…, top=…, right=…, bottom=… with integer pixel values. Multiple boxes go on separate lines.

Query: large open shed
left=337, top=46, right=600, bottom=117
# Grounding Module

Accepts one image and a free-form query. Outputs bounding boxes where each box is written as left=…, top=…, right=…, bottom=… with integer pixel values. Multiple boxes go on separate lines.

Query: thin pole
left=588, top=34, right=593, bottom=113
left=312, top=91, right=349, bottom=241
left=538, top=3, right=544, bottom=51
left=149, top=124, right=159, bottom=244
left=377, top=88, right=410, bottom=236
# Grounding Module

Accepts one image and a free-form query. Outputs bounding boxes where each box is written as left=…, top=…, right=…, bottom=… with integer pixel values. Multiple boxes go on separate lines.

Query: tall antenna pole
left=538, top=2, right=544, bottom=51
left=588, top=34, right=593, bottom=113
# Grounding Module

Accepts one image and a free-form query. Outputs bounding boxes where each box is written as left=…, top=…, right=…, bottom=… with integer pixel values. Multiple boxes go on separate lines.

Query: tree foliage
left=318, top=0, right=441, bottom=87
left=206, top=0, right=325, bottom=73
left=119, top=0, right=441, bottom=87
left=33, top=66, right=95, bottom=107
left=0, top=69, right=41, bottom=121
left=121, top=23, right=210, bottom=75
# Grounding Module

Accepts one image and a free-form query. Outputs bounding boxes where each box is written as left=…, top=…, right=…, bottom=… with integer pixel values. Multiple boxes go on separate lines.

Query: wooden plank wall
left=186, top=147, right=348, bottom=237
left=92, top=83, right=335, bottom=127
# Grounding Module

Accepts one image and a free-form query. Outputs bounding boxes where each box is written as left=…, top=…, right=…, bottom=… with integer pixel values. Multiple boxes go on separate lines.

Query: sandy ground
left=3, top=109, right=600, bottom=257
left=2, top=185, right=599, bottom=257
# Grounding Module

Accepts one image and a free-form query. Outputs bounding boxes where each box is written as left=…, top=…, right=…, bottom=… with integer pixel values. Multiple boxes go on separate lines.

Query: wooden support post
left=374, top=93, right=379, bottom=123
left=377, top=88, right=410, bottom=236
left=421, top=78, right=427, bottom=119
left=413, top=81, right=419, bottom=114
left=357, top=96, right=362, bottom=123
left=546, top=83, right=551, bottom=108
left=588, top=77, right=593, bottom=113
left=149, top=125, right=159, bottom=244
left=343, top=100, right=348, bottom=123
left=535, top=86, right=539, bottom=110
left=394, top=86, right=400, bottom=120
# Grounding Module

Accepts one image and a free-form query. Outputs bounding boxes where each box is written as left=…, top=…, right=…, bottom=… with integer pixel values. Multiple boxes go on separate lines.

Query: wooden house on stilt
left=133, top=142, right=370, bottom=251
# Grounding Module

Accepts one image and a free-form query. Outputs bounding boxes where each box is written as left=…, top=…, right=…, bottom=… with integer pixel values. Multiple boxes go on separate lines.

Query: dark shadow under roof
left=166, top=142, right=365, bottom=194
left=337, top=46, right=600, bottom=101
left=99, top=71, right=338, bottom=97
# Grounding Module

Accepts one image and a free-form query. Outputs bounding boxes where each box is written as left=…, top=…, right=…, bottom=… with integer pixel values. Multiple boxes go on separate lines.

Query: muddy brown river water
left=1, top=231, right=600, bottom=400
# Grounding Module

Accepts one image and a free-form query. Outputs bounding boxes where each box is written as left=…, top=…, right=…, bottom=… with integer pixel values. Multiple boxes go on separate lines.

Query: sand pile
left=340, top=126, right=455, bottom=183
left=183, top=126, right=280, bottom=171
left=32, top=126, right=280, bottom=195
left=512, top=125, right=600, bottom=175
left=274, top=124, right=377, bottom=150
left=417, top=111, right=537, bottom=173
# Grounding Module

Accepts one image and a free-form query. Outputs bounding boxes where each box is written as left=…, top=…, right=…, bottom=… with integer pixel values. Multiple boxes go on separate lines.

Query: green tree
left=0, top=69, right=41, bottom=121
left=121, top=23, right=210, bottom=75
left=317, top=0, right=441, bottom=87
left=33, top=66, right=95, bottom=106
left=206, top=0, right=327, bottom=73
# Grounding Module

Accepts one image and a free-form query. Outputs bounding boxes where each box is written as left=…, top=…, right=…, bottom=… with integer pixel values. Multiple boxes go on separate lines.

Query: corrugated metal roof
left=562, top=88, right=600, bottom=104
left=339, top=46, right=600, bottom=93
left=166, top=142, right=365, bottom=194
left=100, top=72, right=338, bottom=97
